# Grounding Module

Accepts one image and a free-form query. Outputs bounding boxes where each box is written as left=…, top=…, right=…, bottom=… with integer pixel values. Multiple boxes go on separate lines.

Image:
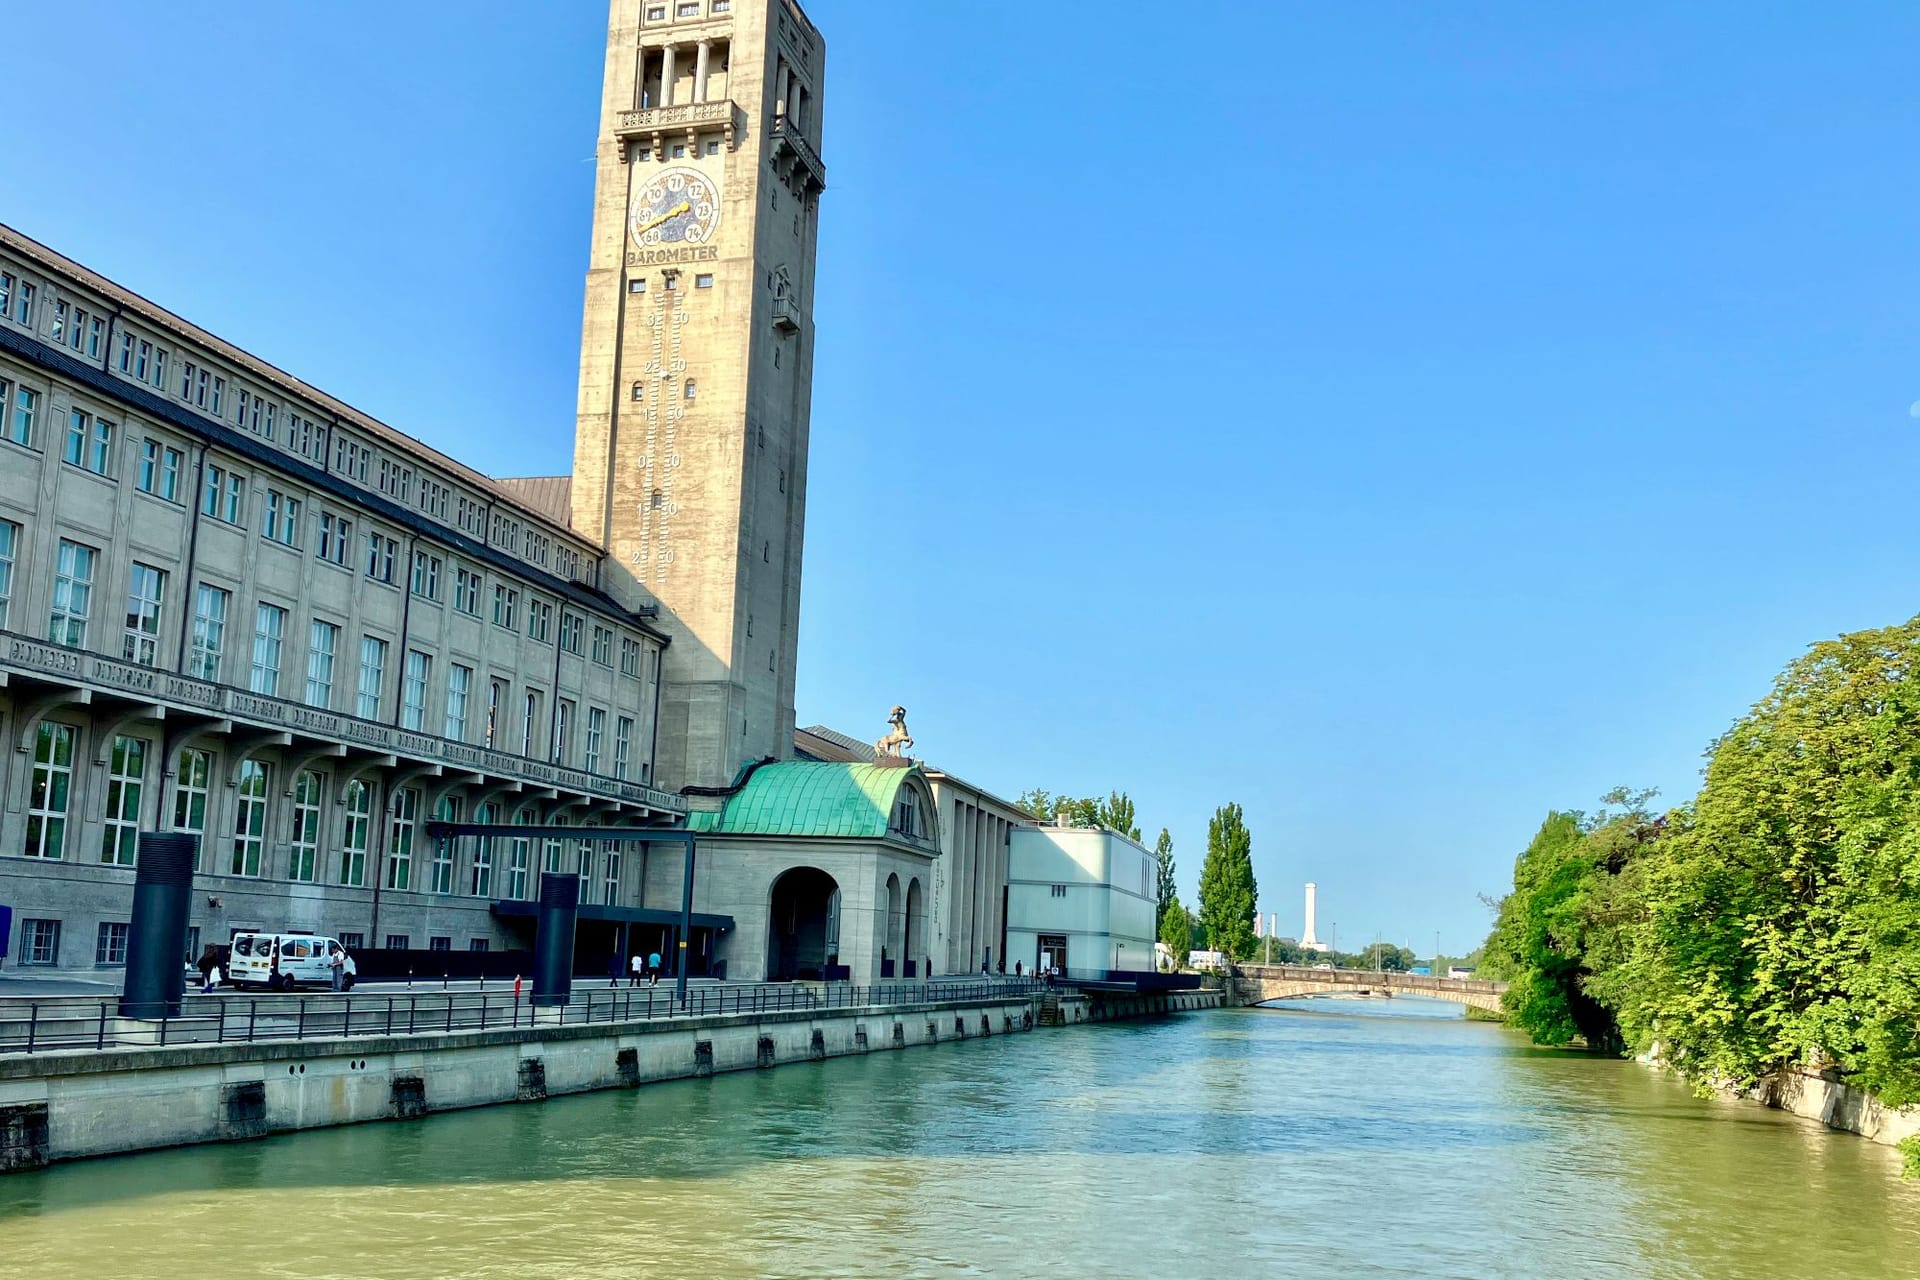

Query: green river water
left=1, top=1000, right=1914, bottom=1278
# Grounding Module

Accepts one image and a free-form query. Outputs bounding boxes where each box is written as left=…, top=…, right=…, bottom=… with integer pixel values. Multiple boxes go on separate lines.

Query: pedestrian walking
left=648, top=950, right=662, bottom=987
left=629, top=952, right=645, bottom=987
left=328, top=943, right=347, bottom=993
left=607, top=952, right=622, bottom=988
left=197, top=945, right=221, bottom=993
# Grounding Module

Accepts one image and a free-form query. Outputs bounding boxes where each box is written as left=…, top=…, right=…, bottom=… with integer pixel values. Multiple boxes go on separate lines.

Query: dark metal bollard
left=119, top=833, right=199, bottom=1019
left=529, top=873, right=579, bottom=1007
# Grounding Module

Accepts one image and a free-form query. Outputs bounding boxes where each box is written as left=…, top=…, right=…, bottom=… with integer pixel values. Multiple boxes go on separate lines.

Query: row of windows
left=0, top=389, right=652, bottom=662
left=3, top=526, right=655, bottom=772
left=9, top=918, right=129, bottom=967
left=23, top=723, right=632, bottom=904
left=0, top=264, right=592, bottom=590
left=644, top=1, right=732, bottom=24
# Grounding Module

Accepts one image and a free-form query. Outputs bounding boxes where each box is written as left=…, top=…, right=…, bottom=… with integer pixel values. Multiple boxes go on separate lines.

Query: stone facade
left=572, top=0, right=826, bottom=792
left=0, top=228, right=680, bottom=972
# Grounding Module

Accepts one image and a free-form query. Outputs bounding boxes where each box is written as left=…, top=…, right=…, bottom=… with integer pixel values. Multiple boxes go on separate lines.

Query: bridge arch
left=1233, top=965, right=1507, bottom=1015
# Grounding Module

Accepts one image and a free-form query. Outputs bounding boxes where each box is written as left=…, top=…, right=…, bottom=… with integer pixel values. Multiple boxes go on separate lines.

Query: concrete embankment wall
left=1740, top=1067, right=1920, bottom=1152
left=0, top=995, right=1035, bottom=1172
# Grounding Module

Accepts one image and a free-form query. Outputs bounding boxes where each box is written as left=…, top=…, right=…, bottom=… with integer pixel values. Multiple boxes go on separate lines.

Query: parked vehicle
left=227, top=933, right=356, bottom=991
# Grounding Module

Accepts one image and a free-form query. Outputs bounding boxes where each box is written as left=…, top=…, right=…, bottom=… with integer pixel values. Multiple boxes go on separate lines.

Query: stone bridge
left=1233, top=965, right=1507, bottom=1014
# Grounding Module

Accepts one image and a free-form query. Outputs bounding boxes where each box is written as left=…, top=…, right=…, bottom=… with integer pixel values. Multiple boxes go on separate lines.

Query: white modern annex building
left=1005, top=824, right=1158, bottom=979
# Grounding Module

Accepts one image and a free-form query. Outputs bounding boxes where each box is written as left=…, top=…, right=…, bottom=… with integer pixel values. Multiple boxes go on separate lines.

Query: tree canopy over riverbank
left=1481, top=617, right=1920, bottom=1110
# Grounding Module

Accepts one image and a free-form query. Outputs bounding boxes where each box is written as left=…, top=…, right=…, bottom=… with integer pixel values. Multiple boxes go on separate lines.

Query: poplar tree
left=1198, top=802, right=1258, bottom=960
left=1154, top=828, right=1177, bottom=923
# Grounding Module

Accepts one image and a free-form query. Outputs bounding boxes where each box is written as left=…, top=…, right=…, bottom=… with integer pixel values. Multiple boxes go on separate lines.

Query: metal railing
left=0, top=978, right=1041, bottom=1056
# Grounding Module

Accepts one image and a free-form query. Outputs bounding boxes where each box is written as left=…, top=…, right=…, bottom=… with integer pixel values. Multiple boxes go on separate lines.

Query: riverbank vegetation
left=1480, top=618, right=1920, bottom=1123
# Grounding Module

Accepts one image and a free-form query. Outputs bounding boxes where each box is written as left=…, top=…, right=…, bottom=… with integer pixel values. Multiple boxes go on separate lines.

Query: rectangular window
left=21, top=919, right=60, bottom=966
left=101, top=735, right=147, bottom=866
left=365, top=531, right=397, bottom=584
left=620, top=637, right=641, bottom=678
left=470, top=824, right=493, bottom=898
left=446, top=663, right=472, bottom=741
left=87, top=315, right=104, bottom=358
left=386, top=935, right=411, bottom=951
left=26, top=722, right=75, bottom=859
left=50, top=539, right=96, bottom=647
left=429, top=798, right=459, bottom=894
left=410, top=550, right=441, bottom=600
left=604, top=846, right=621, bottom=907
left=230, top=759, right=268, bottom=876
left=306, top=619, right=338, bottom=708
left=0, top=519, right=13, bottom=629
left=615, top=716, right=634, bottom=781
left=528, top=600, right=552, bottom=644
left=454, top=567, right=481, bottom=615
left=492, top=585, right=518, bottom=629
left=507, top=816, right=532, bottom=900
left=695, top=273, right=714, bottom=288
left=470, top=938, right=490, bottom=952
left=357, top=636, right=387, bottom=719
left=122, top=562, right=165, bottom=666
left=591, top=626, right=614, bottom=666
left=138, top=440, right=183, bottom=500
left=262, top=489, right=301, bottom=547
left=289, top=770, right=322, bottom=882
left=387, top=787, right=418, bottom=890
left=316, top=513, right=353, bottom=566
left=402, top=650, right=430, bottom=730
left=557, top=611, right=581, bottom=654
left=577, top=840, right=593, bottom=900
left=224, top=472, right=245, bottom=524
left=341, top=781, right=371, bottom=886
left=585, top=707, right=606, bottom=774
left=95, top=922, right=130, bottom=967
left=338, top=932, right=364, bottom=951
left=172, top=748, right=211, bottom=867
left=17, top=281, right=35, bottom=327
left=64, top=408, right=113, bottom=474
left=135, top=340, right=151, bottom=382
left=250, top=602, right=286, bottom=695
left=429, top=936, right=451, bottom=953
left=3, top=379, right=35, bottom=447
left=189, top=584, right=230, bottom=681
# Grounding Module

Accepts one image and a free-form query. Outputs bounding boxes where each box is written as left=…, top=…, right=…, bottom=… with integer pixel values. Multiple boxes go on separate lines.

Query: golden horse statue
left=875, top=705, right=914, bottom=757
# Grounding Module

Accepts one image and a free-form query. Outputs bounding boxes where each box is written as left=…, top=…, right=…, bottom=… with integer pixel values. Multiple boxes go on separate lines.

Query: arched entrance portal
left=767, top=867, right=841, bottom=981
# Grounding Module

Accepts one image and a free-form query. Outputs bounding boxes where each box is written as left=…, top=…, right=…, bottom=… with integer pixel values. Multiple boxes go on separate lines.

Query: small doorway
left=1036, top=933, right=1068, bottom=976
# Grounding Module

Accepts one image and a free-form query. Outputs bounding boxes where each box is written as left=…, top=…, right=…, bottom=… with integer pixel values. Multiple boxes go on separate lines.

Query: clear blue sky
left=7, top=3, right=1919, bottom=956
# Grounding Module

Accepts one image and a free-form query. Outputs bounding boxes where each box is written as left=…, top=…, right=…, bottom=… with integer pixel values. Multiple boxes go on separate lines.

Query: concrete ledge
left=0, top=996, right=1037, bottom=1171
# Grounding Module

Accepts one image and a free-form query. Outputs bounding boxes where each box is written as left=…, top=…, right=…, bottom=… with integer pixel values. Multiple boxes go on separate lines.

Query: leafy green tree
left=1153, top=828, right=1177, bottom=923
left=1159, top=896, right=1192, bottom=967
left=1198, top=802, right=1258, bottom=961
left=1015, top=789, right=1057, bottom=822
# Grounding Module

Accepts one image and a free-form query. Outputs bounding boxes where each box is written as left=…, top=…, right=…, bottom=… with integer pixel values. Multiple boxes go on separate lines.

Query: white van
left=228, top=933, right=357, bottom=991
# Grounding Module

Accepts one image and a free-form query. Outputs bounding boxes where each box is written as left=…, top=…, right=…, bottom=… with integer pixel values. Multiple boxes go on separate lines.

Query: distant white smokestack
left=1301, top=882, right=1321, bottom=950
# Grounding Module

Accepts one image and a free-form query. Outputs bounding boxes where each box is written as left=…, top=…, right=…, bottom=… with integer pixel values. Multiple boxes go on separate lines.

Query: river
left=1, top=999, right=1914, bottom=1278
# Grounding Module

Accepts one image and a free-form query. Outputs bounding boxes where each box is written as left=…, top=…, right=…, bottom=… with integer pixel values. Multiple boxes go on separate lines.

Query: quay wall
left=0, top=995, right=1036, bottom=1171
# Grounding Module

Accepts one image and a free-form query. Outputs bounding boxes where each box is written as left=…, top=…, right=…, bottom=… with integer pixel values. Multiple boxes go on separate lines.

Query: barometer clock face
left=630, top=166, right=721, bottom=246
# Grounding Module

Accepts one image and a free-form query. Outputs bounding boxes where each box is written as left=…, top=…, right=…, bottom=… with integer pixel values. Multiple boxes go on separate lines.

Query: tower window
left=778, top=468, right=786, bottom=493
left=650, top=489, right=663, bottom=509
left=762, top=541, right=769, bottom=562
left=646, top=5, right=665, bottom=19
left=677, top=1, right=700, bottom=14
left=684, top=380, right=697, bottom=400
left=671, top=143, right=687, bottom=158
left=705, top=140, right=720, bottom=156
left=665, top=275, right=678, bottom=291
left=628, top=278, right=647, bottom=294
left=695, top=273, right=713, bottom=288
left=633, top=147, right=652, bottom=162
left=631, top=383, right=645, bottom=401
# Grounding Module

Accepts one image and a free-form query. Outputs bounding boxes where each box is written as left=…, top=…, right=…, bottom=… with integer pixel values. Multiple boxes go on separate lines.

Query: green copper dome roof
left=687, top=762, right=922, bottom=838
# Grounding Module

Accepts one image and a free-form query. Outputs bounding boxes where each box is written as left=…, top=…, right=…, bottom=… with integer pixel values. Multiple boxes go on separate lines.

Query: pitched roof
left=688, top=761, right=917, bottom=837
left=795, top=724, right=873, bottom=763
left=493, top=475, right=574, bottom=529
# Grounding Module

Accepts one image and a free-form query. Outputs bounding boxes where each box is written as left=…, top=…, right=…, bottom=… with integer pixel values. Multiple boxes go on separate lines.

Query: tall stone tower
left=573, top=0, right=826, bottom=791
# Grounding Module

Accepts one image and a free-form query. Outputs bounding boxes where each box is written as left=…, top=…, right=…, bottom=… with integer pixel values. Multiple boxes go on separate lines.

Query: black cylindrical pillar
left=530, top=872, right=579, bottom=1007
left=119, top=833, right=198, bottom=1019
